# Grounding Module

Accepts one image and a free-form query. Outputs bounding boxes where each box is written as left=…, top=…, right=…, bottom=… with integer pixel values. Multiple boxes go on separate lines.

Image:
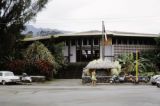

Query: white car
left=0, top=71, right=20, bottom=85
left=150, top=75, right=160, bottom=85
left=20, top=73, right=32, bottom=83
left=156, top=77, right=160, bottom=88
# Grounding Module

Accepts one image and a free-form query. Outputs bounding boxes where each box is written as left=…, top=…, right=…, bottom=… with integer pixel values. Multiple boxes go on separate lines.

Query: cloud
left=30, top=0, right=160, bottom=33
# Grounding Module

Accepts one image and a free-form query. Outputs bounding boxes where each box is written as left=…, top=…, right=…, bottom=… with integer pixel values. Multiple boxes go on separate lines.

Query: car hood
left=152, top=75, right=160, bottom=79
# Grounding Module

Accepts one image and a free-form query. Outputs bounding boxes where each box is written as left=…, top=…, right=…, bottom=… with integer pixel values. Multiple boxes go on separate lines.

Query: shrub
left=25, top=41, right=58, bottom=79
left=46, top=37, right=66, bottom=70
left=34, top=60, right=54, bottom=79
left=25, top=41, right=56, bottom=65
left=6, top=59, right=26, bottom=75
left=111, top=61, right=121, bottom=76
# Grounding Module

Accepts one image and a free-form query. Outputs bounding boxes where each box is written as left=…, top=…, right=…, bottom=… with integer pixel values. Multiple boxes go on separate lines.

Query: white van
left=0, top=71, right=20, bottom=85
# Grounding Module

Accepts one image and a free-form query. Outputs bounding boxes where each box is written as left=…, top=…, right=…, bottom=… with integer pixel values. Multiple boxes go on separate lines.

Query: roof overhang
left=22, top=31, right=160, bottom=41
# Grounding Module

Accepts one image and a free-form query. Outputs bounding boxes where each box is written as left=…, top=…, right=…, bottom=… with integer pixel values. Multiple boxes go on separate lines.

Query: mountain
left=23, top=25, right=70, bottom=36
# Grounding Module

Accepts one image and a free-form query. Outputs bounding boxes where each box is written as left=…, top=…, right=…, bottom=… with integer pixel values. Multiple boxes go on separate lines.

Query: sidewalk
left=0, top=79, right=153, bottom=91
left=32, top=79, right=151, bottom=87
left=34, top=79, right=82, bottom=86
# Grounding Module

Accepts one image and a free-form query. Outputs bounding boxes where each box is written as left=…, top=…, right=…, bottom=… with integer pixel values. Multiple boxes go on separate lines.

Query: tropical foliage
left=0, top=50, right=24, bottom=71
left=34, top=60, right=54, bottom=79
left=155, top=36, right=160, bottom=46
left=155, top=36, right=160, bottom=70
left=25, top=41, right=58, bottom=79
left=25, top=41, right=56, bottom=65
left=6, top=59, right=26, bottom=75
left=140, top=50, right=159, bottom=72
left=46, top=36, right=66, bottom=69
left=111, top=61, right=121, bottom=76
left=117, top=52, right=158, bottom=76
left=118, top=53, right=135, bottom=73
left=0, top=0, right=48, bottom=58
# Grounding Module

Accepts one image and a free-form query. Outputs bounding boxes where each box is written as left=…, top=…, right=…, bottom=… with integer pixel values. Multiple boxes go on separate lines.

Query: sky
left=30, top=0, right=160, bottom=34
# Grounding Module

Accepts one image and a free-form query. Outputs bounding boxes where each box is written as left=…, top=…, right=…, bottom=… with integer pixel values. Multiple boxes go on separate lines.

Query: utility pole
left=135, top=49, right=139, bottom=83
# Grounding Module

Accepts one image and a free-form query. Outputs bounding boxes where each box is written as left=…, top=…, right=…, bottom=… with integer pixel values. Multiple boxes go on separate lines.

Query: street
left=0, top=82, right=160, bottom=106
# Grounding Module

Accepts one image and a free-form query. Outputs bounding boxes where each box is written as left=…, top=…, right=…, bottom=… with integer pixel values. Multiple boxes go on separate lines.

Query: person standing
left=91, top=70, right=97, bottom=86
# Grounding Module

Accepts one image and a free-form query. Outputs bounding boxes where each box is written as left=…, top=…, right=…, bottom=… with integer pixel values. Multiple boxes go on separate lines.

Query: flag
left=102, top=21, right=107, bottom=42
left=105, top=31, right=107, bottom=42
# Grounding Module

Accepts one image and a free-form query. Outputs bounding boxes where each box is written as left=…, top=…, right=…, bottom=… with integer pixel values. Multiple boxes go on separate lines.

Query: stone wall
left=82, top=76, right=112, bottom=84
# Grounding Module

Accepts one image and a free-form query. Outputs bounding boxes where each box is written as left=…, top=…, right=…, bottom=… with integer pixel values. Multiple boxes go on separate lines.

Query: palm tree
left=118, top=53, right=158, bottom=76
left=118, top=53, right=135, bottom=74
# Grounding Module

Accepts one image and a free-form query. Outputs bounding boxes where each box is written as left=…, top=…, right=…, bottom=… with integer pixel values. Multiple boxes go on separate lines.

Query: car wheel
left=157, top=83, right=160, bottom=88
left=2, top=80, right=6, bottom=85
left=151, top=82, right=156, bottom=85
left=27, top=80, right=31, bottom=83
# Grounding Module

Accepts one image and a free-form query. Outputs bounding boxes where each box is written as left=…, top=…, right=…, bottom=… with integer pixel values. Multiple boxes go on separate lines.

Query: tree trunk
left=0, top=32, right=16, bottom=58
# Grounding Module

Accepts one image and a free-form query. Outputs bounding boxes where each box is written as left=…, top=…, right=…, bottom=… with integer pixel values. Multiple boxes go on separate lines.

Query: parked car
left=20, top=73, right=32, bottom=83
left=156, top=77, right=160, bottom=88
left=119, top=75, right=125, bottom=83
left=0, top=71, right=20, bottom=85
left=150, top=75, right=160, bottom=85
left=110, top=75, right=119, bottom=83
left=138, top=76, right=150, bottom=83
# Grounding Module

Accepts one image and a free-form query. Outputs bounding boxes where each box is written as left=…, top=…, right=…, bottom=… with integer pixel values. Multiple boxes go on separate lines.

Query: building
left=23, top=30, right=159, bottom=63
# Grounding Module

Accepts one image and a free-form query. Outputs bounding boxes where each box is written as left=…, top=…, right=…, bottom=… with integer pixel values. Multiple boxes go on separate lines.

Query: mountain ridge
left=23, top=25, right=71, bottom=36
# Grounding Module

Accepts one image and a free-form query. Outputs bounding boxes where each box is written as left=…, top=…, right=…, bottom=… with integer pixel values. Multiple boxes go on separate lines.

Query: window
left=83, top=39, right=87, bottom=45
left=65, top=41, right=69, bottom=46
left=123, top=39, right=127, bottom=44
left=94, top=50, right=100, bottom=59
left=133, top=39, right=138, bottom=45
left=0, top=73, right=2, bottom=76
left=118, top=39, right=121, bottom=44
left=138, top=39, right=143, bottom=45
left=76, top=50, right=81, bottom=62
left=78, top=39, right=82, bottom=46
left=76, top=49, right=100, bottom=62
left=5, top=72, right=14, bottom=76
left=129, top=39, right=133, bottom=44
left=94, top=39, right=99, bottom=45
left=71, top=40, right=75, bottom=46
left=112, top=38, right=116, bottom=44
left=88, top=39, right=92, bottom=45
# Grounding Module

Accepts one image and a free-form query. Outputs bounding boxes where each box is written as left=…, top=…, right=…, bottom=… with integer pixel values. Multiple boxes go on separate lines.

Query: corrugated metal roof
left=61, top=30, right=159, bottom=37
left=23, top=36, right=51, bottom=41
left=23, top=30, right=160, bottom=41
left=110, top=31, right=159, bottom=37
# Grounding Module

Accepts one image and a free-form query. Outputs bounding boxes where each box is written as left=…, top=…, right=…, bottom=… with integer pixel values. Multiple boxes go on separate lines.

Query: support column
left=68, top=40, right=71, bottom=62
left=75, top=39, right=77, bottom=62
left=91, top=38, right=93, bottom=60
left=79, top=39, right=82, bottom=62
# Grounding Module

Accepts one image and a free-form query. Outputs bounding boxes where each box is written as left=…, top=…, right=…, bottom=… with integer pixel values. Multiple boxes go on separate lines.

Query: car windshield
left=5, top=72, right=14, bottom=76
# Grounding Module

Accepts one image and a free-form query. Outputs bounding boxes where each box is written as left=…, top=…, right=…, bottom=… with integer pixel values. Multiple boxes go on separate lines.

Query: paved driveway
left=39, top=79, right=83, bottom=86
left=0, top=79, right=160, bottom=106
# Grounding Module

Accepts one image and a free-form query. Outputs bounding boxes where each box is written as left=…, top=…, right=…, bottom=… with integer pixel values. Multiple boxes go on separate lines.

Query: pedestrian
left=91, top=70, right=97, bottom=86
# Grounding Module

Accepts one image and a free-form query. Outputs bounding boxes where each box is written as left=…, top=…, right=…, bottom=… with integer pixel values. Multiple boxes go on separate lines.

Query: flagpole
left=102, top=21, right=105, bottom=60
